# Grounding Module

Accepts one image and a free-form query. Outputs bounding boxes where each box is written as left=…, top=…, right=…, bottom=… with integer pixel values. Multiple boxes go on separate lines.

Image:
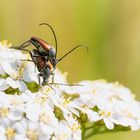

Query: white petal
left=17, top=81, right=27, bottom=91
left=39, top=135, right=51, bottom=140
left=6, top=77, right=18, bottom=89
left=14, top=119, right=27, bottom=134
left=8, top=108, right=23, bottom=121
left=131, top=123, right=140, bottom=131
left=14, top=135, right=29, bottom=140
left=104, top=118, right=114, bottom=129
left=87, top=110, right=100, bottom=122
left=72, top=130, right=81, bottom=140
left=23, top=62, right=39, bottom=83
left=40, top=123, right=53, bottom=135
left=26, top=103, right=40, bottom=121
left=0, top=65, right=5, bottom=75
left=0, top=79, right=9, bottom=91
left=0, top=125, right=5, bottom=134
left=1, top=61, right=18, bottom=76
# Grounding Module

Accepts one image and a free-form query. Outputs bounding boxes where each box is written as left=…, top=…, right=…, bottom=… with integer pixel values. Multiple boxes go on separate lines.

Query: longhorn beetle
left=14, top=23, right=88, bottom=86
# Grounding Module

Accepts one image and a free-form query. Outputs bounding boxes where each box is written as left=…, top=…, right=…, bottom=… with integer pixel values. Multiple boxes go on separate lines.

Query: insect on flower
left=12, top=23, right=88, bottom=86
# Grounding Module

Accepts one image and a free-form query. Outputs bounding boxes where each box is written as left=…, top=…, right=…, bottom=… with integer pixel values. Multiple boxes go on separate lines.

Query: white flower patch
left=0, top=43, right=39, bottom=91
left=0, top=40, right=140, bottom=139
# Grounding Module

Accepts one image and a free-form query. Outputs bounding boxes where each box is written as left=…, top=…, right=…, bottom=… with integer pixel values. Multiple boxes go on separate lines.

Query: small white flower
left=54, top=95, right=80, bottom=117
left=0, top=119, right=17, bottom=140
left=1, top=60, right=28, bottom=91
left=14, top=119, right=52, bottom=140
left=6, top=77, right=27, bottom=92
left=53, top=69, right=68, bottom=84
left=98, top=107, right=115, bottom=129
left=64, top=114, right=81, bottom=140
left=52, top=122, right=71, bottom=140
left=0, top=41, right=25, bottom=62
left=74, top=98, right=100, bottom=122
left=0, top=93, right=25, bottom=121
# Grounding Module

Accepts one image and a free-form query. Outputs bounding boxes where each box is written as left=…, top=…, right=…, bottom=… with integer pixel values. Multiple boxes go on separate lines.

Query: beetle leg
left=18, top=40, right=31, bottom=49
left=38, top=75, right=41, bottom=86
left=49, top=82, right=83, bottom=86
left=38, top=73, right=43, bottom=86
left=19, top=49, right=35, bottom=63
left=17, top=48, right=31, bottom=53
left=51, top=72, right=55, bottom=84
left=21, top=59, right=33, bottom=62
left=46, top=83, right=56, bottom=94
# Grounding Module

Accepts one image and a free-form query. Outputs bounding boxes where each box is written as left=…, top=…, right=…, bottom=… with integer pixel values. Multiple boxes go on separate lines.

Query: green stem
left=84, top=124, right=130, bottom=140
left=82, top=123, right=86, bottom=140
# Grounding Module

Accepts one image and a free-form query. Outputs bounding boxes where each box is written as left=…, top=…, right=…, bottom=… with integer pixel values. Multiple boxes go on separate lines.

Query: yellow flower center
left=26, top=130, right=39, bottom=140
left=82, top=105, right=88, bottom=109
left=39, top=112, right=50, bottom=124
left=82, top=105, right=89, bottom=113
left=0, top=108, right=9, bottom=118
left=40, top=86, right=52, bottom=95
left=114, top=81, right=123, bottom=87
left=107, top=112, right=111, bottom=117
left=35, top=96, right=48, bottom=106
left=93, top=89, right=96, bottom=94
left=123, top=110, right=133, bottom=118
left=109, top=95, right=122, bottom=102
left=0, top=40, right=12, bottom=48
left=63, top=97, right=71, bottom=106
left=71, top=122, right=81, bottom=132
left=11, top=64, right=26, bottom=80
left=5, top=127, right=15, bottom=140
left=58, top=134, right=69, bottom=140
left=100, top=111, right=111, bottom=117
left=10, top=98, right=22, bottom=106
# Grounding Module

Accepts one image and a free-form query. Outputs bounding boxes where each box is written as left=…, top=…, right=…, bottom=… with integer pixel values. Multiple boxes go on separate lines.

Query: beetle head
left=48, top=48, right=58, bottom=68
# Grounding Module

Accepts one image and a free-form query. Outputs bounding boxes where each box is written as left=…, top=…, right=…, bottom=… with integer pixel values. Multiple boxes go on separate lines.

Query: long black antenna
left=39, top=23, right=58, bottom=57
left=58, top=45, right=88, bottom=63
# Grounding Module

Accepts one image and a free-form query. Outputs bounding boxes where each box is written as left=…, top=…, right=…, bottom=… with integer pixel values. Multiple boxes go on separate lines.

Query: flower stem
left=83, top=123, right=130, bottom=140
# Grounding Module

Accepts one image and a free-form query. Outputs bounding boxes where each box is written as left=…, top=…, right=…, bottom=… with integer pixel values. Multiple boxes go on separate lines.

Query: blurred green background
left=0, top=0, right=140, bottom=139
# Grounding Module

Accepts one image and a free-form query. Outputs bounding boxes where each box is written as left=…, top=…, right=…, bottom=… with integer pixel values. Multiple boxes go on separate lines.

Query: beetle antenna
left=57, top=45, right=88, bottom=63
left=39, top=23, right=58, bottom=57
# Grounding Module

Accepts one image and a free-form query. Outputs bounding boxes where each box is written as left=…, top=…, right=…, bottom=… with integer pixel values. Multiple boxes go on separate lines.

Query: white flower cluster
left=0, top=40, right=140, bottom=140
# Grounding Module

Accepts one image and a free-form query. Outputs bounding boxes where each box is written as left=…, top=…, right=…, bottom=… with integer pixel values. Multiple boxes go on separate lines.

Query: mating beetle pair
left=15, top=23, right=88, bottom=86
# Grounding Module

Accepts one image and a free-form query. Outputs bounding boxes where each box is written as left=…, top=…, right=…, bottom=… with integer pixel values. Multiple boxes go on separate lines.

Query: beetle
left=30, top=49, right=54, bottom=85
left=15, top=23, right=88, bottom=86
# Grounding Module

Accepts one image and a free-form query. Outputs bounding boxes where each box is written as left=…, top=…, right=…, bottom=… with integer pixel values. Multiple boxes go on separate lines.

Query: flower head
left=0, top=40, right=140, bottom=140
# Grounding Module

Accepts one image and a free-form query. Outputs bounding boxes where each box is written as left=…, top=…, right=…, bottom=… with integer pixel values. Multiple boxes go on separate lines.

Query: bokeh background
left=0, top=0, right=140, bottom=139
